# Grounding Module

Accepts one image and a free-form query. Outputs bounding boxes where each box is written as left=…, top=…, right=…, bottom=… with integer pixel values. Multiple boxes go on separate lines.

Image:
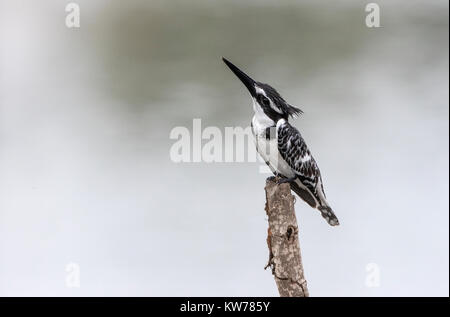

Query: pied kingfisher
left=223, top=58, right=339, bottom=226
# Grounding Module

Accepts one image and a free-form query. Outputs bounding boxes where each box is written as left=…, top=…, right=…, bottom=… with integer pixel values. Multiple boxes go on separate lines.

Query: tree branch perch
left=264, top=177, right=309, bottom=297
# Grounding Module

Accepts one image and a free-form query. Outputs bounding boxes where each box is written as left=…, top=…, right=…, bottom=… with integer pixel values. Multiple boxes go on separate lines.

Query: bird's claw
left=277, top=177, right=297, bottom=185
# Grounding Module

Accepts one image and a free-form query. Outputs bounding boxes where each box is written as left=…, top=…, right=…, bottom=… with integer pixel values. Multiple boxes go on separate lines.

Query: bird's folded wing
left=277, top=122, right=324, bottom=196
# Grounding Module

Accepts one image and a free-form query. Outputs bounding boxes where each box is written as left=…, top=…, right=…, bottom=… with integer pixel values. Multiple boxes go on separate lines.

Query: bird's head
left=222, top=57, right=302, bottom=122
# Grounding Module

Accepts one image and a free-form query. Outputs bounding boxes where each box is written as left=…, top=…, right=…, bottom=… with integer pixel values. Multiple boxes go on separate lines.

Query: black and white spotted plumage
left=223, top=57, right=339, bottom=226
left=277, top=121, right=339, bottom=226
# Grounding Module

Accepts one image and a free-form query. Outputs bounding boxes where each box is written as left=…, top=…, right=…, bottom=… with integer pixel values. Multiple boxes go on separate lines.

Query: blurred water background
left=0, top=0, right=448, bottom=296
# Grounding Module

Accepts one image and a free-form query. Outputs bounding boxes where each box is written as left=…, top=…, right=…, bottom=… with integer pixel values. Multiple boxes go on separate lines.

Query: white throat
left=251, top=98, right=276, bottom=137
left=252, top=98, right=274, bottom=126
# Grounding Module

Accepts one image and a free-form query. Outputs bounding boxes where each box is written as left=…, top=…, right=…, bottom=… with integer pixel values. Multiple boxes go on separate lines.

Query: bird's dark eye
left=259, top=95, right=270, bottom=107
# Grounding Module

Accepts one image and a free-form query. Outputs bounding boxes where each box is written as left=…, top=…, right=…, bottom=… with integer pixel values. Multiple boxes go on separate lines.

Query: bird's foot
left=277, top=177, right=297, bottom=185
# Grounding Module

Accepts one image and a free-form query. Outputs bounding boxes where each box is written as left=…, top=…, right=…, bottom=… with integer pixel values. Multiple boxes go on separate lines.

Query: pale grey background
left=0, top=0, right=448, bottom=296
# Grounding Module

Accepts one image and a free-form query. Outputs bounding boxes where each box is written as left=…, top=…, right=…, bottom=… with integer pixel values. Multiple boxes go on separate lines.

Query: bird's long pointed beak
left=222, top=57, right=256, bottom=97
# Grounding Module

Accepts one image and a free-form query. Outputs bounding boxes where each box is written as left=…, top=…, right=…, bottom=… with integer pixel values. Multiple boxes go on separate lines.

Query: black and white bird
left=223, top=57, right=339, bottom=226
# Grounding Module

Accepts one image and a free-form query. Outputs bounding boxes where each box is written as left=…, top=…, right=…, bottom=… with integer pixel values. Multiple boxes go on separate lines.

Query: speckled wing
left=277, top=121, right=325, bottom=202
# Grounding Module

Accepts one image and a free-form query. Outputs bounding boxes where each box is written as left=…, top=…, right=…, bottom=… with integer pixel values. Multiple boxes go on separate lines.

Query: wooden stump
left=264, top=177, right=309, bottom=297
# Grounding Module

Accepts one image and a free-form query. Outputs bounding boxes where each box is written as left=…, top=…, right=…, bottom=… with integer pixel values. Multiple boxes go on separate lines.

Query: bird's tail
left=290, top=181, right=316, bottom=208
left=289, top=181, right=340, bottom=226
left=317, top=205, right=339, bottom=226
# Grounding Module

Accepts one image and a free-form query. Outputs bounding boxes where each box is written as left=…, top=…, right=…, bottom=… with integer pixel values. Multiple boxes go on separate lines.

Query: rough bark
left=264, top=177, right=309, bottom=297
